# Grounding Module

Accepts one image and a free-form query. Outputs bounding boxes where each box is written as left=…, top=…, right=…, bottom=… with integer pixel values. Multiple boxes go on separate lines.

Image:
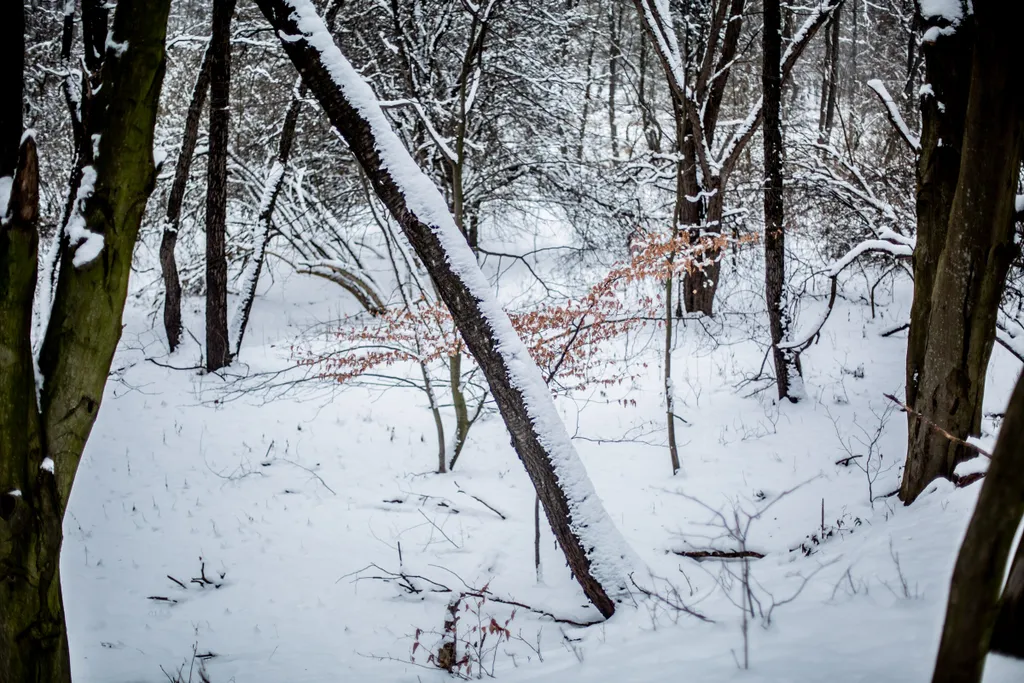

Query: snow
left=274, top=0, right=638, bottom=598
left=60, top=247, right=1024, bottom=683
left=828, top=239, right=913, bottom=277
left=0, top=175, right=12, bottom=222
left=41, top=457, right=55, bottom=473
left=105, top=34, right=129, bottom=57
left=954, top=456, right=989, bottom=478
left=65, top=165, right=106, bottom=268
left=7, top=489, right=21, bottom=498
left=1016, top=194, right=1023, bottom=214
left=919, top=0, right=964, bottom=23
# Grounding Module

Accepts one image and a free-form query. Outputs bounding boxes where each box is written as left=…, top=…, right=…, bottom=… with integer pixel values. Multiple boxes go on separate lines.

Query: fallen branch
left=454, top=482, right=507, bottom=520
left=342, top=563, right=600, bottom=627
left=671, top=549, right=765, bottom=561
left=883, top=393, right=992, bottom=458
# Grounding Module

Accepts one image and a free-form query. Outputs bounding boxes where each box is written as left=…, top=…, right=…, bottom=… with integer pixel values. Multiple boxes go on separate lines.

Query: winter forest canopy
left=2, top=0, right=1024, bottom=681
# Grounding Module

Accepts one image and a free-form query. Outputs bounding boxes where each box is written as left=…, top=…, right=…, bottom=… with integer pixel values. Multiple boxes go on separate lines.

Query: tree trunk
left=6, top=1, right=172, bottom=679
left=991, top=539, right=1024, bottom=658
left=204, top=0, right=236, bottom=372
left=229, top=84, right=303, bottom=355
left=818, top=8, right=840, bottom=143
left=932, top=371, right=1024, bottom=683
left=1, top=135, right=69, bottom=683
left=682, top=181, right=723, bottom=316
left=448, top=351, right=471, bottom=470
left=664, top=274, right=680, bottom=474
left=763, top=0, right=802, bottom=402
left=81, top=0, right=109, bottom=74
left=901, top=7, right=1022, bottom=504
left=607, top=3, right=621, bottom=159
left=162, top=47, right=213, bottom=352
left=230, top=0, right=344, bottom=356
left=254, top=0, right=636, bottom=618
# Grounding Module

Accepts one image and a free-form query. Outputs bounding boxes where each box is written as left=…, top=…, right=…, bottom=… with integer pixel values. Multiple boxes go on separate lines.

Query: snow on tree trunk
left=254, top=0, right=637, bottom=617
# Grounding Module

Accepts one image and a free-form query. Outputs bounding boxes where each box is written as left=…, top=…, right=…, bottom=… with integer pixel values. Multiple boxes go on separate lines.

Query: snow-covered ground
left=62, top=235, right=1024, bottom=682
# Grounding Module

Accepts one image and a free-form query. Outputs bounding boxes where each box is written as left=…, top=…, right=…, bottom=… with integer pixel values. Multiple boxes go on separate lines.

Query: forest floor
left=62, top=226, right=1024, bottom=682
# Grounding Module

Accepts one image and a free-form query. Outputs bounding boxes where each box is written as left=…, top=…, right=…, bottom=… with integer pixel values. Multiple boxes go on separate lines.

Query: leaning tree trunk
left=230, top=0, right=345, bottom=356
left=161, top=47, right=212, bottom=352
left=254, top=0, right=636, bottom=618
left=229, top=82, right=302, bottom=354
left=931, top=370, right=1024, bottom=683
left=205, top=0, right=236, bottom=372
left=901, top=5, right=1023, bottom=504
left=3, top=1, right=172, bottom=680
left=991, top=539, right=1024, bottom=658
left=763, top=0, right=803, bottom=402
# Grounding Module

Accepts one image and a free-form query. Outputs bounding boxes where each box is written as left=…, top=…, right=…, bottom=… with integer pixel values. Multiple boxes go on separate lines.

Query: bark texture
left=762, top=0, right=801, bottom=401
left=932, top=372, right=1024, bottom=683
left=162, top=47, right=213, bottom=352
left=205, top=0, right=237, bottom=372
left=255, top=0, right=628, bottom=618
left=902, top=5, right=1023, bottom=503
left=991, top=540, right=1024, bottom=658
left=2, top=2, right=172, bottom=680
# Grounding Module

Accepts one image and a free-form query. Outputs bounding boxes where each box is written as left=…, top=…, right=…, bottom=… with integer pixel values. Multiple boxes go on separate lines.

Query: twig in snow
left=454, top=482, right=507, bottom=520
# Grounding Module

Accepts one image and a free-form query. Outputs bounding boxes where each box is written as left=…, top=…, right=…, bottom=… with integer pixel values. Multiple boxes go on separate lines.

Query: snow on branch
left=715, top=0, right=841, bottom=175
left=867, top=79, right=920, bottom=153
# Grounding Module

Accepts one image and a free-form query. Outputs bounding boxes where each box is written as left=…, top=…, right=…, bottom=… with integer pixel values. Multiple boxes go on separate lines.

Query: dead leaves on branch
left=298, top=231, right=757, bottom=389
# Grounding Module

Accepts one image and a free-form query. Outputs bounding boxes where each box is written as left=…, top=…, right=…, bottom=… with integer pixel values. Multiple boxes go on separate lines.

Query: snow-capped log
left=254, top=0, right=638, bottom=617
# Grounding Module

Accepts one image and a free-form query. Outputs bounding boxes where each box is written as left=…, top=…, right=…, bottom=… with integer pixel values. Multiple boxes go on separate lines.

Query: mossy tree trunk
left=901, top=5, right=1023, bottom=504
left=1, top=1, right=171, bottom=680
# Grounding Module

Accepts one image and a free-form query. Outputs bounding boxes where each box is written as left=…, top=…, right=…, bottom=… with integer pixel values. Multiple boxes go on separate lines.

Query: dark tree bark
left=0, top=0, right=23, bottom=179
left=205, top=0, right=237, bottom=371
left=991, top=540, right=1024, bottom=658
left=254, top=0, right=634, bottom=618
left=3, top=2, right=171, bottom=680
left=817, top=7, right=840, bottom=143
left=161, top=48, right=213, bottom=352
left=81, top=0, right=109, bottom=74
left=607, top=3, right=621, bottom=159
left=901, top=5, right=1023, bottom=504
left=762, top=0, right=802, bottom=401
left=932, top=371, right=1024, bottom=683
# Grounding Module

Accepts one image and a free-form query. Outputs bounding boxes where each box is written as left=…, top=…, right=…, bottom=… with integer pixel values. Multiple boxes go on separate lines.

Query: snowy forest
left=2, top=0, right=1023, bottom=681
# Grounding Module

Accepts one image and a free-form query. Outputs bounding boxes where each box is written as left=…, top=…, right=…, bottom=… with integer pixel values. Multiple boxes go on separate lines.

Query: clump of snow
left=66, top=165, right=106, bottom=268
left=40, top=457, right=55, bottom=474
left=105, top=33, right=129, bottom=57
left=919, top=0, right=964, bottom=23
left=6, top=489, right=21, bottom=498
left=277, top=0, right=640, bottom=598
left=954, top=455, right=989, bottom=478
